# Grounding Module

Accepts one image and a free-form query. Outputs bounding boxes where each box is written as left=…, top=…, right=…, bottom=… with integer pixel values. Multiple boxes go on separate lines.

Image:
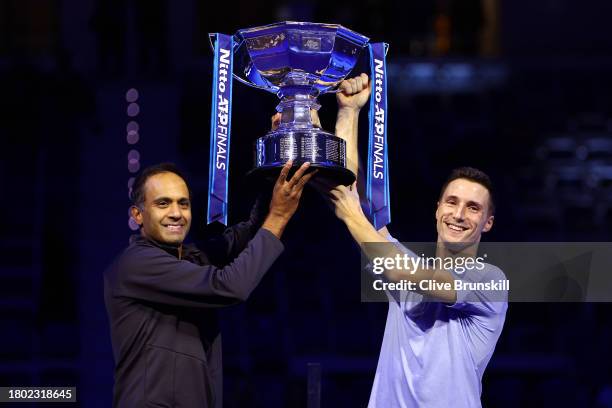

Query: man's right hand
left=262, top=160, right=316, bottom=238
left=337, top=73, right=371, bottom=112
left=334, top=73, right=371, bottom=179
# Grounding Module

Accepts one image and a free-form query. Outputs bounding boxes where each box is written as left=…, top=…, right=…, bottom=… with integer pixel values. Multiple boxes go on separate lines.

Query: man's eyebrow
left=152, top=196, right=172, bottom=203
left=445, top=195, right=483, bottom=208
left=152, top=196, right=190, bottom=203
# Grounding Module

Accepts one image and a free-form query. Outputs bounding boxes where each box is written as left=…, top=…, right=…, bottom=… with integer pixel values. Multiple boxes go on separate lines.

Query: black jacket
left=104, top=211, right=284, bottom=407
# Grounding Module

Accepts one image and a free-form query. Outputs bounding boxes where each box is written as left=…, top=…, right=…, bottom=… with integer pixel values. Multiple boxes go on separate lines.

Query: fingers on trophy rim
left=278, top=160, right=293, bottom=182
left=298, top=169, right=318, bottom=188
left=288, top=162, right=310, bottom=186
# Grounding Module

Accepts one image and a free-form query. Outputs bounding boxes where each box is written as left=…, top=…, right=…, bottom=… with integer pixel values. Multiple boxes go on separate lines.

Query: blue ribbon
left=366, top=42, right=391, bottom=230
left=207, top=33, right=234, bottom=225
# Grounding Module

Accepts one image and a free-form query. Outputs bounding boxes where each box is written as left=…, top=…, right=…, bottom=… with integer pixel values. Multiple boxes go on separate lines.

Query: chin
left=440, top=237, right=474, bottom=253
left=159, top=235, right=185, bottom=246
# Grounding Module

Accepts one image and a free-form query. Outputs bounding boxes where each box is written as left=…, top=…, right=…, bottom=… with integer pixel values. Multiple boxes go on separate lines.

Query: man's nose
left=453, top=204, right=465, bottom=220
left=168, top=203, right=181, bottom=218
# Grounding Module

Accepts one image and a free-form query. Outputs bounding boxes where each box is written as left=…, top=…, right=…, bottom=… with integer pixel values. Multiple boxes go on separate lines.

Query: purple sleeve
left=447, top=265, right=508, bottom=317
left=447, top=265, right=508, bottom=366
left=111, top=228, right=283, bottom=308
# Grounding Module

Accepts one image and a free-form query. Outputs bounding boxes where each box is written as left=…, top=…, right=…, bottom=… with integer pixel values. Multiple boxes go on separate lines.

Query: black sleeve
left=111, top=229, right=283, bottom=308
left=205, top=193, right=270, bottom=265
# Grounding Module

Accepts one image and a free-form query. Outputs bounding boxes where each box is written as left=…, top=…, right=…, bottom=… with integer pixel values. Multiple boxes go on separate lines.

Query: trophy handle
left=208, top=33, right=277, bottom=93
left=232, top=73, right=271, bottom=91
left=321, top=43, right=388, bottom=94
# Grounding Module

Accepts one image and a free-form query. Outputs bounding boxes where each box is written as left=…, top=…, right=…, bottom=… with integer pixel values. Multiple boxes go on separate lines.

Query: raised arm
left=110, top=161, right=316, bottom=308
left=205, top=192, right=270, bottom=265
left=326, top=183, right=458, bottom=303
left=112, top=228, right=284, bottom=307
left=335, top=73, right=371, bottom=180
left=333, top=74, right=396, bottom=240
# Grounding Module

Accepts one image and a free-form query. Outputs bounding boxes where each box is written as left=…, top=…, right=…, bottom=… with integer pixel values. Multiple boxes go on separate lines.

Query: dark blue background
left=1, top=0, right=612, bottom=406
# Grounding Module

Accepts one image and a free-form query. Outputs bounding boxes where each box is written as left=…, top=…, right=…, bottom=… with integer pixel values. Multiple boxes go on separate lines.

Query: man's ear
left=130, top=206, right=143, bottom=225
left=482, top=215, right=494, bottom=233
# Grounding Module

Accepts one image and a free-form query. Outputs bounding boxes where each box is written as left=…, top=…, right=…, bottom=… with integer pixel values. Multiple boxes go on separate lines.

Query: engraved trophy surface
left=211, top=21, right=370, bottom=185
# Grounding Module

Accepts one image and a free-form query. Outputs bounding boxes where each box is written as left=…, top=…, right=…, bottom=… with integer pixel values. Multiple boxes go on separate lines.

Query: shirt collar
left=130, top=234, right=201, bottom=259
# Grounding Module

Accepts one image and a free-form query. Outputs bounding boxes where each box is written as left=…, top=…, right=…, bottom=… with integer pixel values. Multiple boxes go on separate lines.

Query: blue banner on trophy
left=207, top=33, right=234, bottom=225
left=208, top=22, right=390, bottom=227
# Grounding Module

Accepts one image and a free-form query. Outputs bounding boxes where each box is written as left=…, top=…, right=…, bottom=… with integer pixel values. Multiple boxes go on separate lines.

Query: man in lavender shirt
left=320, top=75, right=508, bottom=407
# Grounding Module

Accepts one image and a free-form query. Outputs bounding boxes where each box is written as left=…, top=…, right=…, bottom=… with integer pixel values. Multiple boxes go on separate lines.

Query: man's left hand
left=323, top=182, right=367, bottom=225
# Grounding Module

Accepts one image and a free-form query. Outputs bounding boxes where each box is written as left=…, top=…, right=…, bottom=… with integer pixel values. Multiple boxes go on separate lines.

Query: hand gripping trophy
left=208, top=21, right=390, bottom=229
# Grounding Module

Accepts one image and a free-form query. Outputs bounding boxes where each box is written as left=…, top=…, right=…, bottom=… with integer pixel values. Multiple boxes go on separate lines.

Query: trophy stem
left=276, top=93, right=321, bottom=130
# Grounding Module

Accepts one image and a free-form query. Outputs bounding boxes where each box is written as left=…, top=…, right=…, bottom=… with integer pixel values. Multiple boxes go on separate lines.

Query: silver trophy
left=210, top=21, right=370, bottom=185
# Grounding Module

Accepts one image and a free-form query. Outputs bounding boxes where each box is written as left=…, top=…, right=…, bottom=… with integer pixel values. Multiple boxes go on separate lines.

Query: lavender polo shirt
left=368, top=244, right=508, bottom=408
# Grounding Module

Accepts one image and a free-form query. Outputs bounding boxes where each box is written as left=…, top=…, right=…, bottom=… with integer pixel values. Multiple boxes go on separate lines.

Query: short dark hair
left=130, top=163, right=191, bottom=208
left=439, top=167, right=495, bottom=215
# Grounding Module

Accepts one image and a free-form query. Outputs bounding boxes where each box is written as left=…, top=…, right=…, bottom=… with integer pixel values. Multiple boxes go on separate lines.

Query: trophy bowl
left=211, top=21, right=370, bottom=185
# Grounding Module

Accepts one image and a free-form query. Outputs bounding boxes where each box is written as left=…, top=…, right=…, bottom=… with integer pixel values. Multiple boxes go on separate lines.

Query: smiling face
left=130, top=172, right=192, bottom=246
left=435, top=178, right=494, bottom=249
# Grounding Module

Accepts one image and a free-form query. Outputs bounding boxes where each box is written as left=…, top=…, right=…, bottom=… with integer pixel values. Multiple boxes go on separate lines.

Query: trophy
left=208, top=22, right=390, bottom=229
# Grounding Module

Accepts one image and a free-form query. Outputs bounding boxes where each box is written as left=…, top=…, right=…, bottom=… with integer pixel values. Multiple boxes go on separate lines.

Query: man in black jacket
left=104, top=161, right=314, bottom=407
